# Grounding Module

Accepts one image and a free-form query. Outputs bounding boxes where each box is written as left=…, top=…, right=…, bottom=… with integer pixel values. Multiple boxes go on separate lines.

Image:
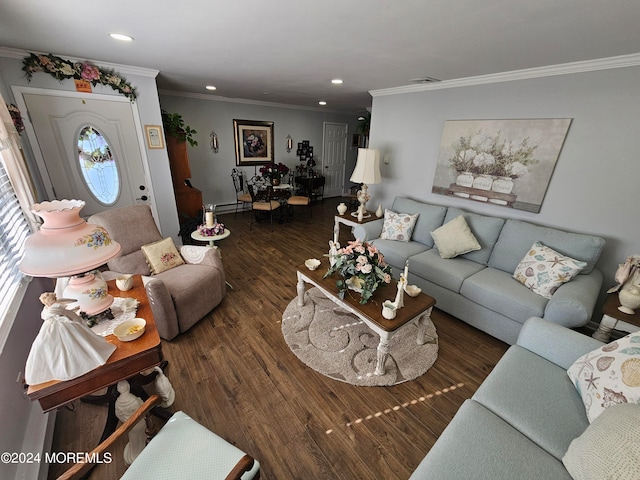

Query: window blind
left=0, top=152, right=32, bottom=353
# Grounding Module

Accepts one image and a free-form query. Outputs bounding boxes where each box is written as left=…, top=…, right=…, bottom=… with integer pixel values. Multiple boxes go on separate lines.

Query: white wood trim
left=0, top=46, right=158, bottom=78
left=370, top=52, right=640, bottom=97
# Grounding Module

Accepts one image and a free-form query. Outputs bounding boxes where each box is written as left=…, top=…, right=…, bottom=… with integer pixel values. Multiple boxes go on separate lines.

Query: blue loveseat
left=410, top=317, right=605, bottom=479
left=353, top=197, right=605, bottom=344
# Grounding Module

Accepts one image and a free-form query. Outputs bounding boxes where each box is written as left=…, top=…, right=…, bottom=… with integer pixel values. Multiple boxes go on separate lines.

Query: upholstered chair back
left=88, top=205, right=163, bottom=275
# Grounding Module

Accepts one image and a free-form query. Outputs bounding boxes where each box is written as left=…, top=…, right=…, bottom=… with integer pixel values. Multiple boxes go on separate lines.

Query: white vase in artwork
left=492, top=176, right=514, bottom=194
left=472, top=174, right=493, bottom=191
left=455, top=171, right=474, bottom=188
left=337, top=202, right=347, bottom=215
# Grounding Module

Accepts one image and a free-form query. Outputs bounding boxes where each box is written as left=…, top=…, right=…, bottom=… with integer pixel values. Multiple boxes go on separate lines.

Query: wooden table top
left=297, top=264, right=436, bottom=332
left=603, top=292, right=640, bottom=327
left=27, top=275, right=163, bottom=412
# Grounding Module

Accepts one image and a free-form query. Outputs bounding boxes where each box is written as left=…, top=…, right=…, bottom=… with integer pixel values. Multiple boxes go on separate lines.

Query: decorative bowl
left=404, top=285, right=422, bottom=297
left=114, top=318, right=146, bottom=342
left=305, top=258, right=321, bottom=270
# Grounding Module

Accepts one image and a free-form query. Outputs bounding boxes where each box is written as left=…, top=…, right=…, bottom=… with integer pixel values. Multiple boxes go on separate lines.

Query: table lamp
left=350, top=148, right=381, bottom=221
left=19, top=199, right=122, bottom=384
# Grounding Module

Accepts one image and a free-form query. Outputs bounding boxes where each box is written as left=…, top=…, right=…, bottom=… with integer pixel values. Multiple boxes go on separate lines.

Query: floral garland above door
left=22, top=53, right=137, bottom=101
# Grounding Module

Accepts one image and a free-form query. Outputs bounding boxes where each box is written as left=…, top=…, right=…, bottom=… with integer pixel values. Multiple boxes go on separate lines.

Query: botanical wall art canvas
left=432, top=119, right=572, bottom=213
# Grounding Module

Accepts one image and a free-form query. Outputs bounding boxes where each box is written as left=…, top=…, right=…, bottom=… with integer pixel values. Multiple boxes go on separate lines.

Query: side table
left=334, top=212, right=380, bottom=242
left=190, top=229, right=233, bottom=289
left=190, top=228, right=230, bottom=248
left=592, top=293, right=640, bottom=342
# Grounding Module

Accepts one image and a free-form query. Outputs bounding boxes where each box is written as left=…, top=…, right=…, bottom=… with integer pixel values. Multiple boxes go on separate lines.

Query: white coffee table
left=296, top=264, right=436, bottom=375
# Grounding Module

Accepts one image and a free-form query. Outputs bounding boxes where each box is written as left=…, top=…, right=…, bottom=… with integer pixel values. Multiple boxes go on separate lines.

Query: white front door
left=20, top=90, right=151, bottom=217
left=322, top=122, right=348, bottom=198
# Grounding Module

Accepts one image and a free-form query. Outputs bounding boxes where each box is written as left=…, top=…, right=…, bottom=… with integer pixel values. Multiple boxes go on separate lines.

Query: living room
left=1, top=1, right=639, bottom=479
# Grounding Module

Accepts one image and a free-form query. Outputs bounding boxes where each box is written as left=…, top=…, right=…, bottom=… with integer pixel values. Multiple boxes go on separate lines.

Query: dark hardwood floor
left=48, top=197, right=508, bottom=480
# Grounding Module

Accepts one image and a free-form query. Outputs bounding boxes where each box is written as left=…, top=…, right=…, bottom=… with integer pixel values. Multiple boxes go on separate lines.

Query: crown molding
left=0, top=46, right=159, bottom=78
left=158, top=89, right=349, bottom=114
left=370, top=52, right=640, bottom=97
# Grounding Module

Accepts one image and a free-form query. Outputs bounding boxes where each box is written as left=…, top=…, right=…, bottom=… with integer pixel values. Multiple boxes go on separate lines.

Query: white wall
left=368, top=65, right=640, bottom=308
left=0, top=277, right=54, bottom=480
left=0, top=50, right=180, bottom=240
left=159, top=92, right=360, bottom=210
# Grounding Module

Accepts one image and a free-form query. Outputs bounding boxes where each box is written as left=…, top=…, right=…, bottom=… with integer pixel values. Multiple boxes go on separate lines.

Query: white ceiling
left=1, top=0, right=639, bottom=114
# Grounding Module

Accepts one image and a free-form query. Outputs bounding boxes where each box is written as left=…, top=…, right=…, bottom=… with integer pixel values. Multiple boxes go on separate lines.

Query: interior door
left=322, top=122, right=348, bottom=197
left=22, top=93, right=150, bottom=216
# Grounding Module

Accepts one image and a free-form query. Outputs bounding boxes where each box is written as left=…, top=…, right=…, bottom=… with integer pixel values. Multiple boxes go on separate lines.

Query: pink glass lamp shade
left=19, top=199, right=121, bottom=315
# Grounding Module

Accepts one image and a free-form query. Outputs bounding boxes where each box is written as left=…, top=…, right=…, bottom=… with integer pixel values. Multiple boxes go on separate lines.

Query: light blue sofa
left=352, top=197, right=605, bottom=344
left=410, top=317, right=603, bottom=479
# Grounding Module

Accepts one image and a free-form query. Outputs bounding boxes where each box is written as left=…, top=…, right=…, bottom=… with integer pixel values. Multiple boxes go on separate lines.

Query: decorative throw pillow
left=430, top=215, right=481, bottom=259
left=567, top=330, right=640, bottom=423
left=562, top=403, right=640, bottom=480
left=141, top=237, right=185, bottom=274
left=513, top=241, right=586, bottom=298
left=379, top=209, right=419, bottom=242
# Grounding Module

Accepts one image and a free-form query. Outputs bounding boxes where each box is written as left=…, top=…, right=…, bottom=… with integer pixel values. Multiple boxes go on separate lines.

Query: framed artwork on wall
left=233, top=119, right=274, bottom=166
left=431, top=118, right=572, bottom=213
left=144, top=125, right=165, bottom=149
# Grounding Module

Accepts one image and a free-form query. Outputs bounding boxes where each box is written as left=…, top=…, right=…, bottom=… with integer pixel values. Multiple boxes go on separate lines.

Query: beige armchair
left=88, top=205, right=226, bottom=340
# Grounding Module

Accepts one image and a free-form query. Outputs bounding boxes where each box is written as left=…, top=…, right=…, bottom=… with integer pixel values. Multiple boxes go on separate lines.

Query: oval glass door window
left=77, top=126, right=120, bottom=205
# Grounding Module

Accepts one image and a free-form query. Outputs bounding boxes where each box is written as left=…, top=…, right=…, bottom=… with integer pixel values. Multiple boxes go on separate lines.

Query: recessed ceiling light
left=331, top=79, right=343, bottom=85
left=318, top=101, right=327, bottom=106
left=205, top=85, right=217, bottom=91
left=109, top=33, right=134, bottom=42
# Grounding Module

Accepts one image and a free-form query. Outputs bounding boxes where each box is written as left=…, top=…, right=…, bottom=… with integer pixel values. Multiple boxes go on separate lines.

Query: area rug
left=282, top=287, right=438, bottom=387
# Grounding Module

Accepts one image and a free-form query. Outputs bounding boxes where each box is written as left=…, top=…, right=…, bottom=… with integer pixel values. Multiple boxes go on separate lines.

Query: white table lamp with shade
left=350, top=148, right=381, bottom=222
left=19, top=199, right=122, bottom=384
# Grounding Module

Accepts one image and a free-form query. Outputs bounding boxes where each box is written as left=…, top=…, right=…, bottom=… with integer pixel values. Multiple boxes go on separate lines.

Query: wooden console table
left=27, top=275, right=164, bottom=412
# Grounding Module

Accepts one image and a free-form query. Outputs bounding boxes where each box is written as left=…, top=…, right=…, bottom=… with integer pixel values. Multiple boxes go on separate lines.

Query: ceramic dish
left=404, top=285, right=422, bottom=297
left=305, top=258, right=321, bottom=270
left=114, top=318, right=146, bottom=342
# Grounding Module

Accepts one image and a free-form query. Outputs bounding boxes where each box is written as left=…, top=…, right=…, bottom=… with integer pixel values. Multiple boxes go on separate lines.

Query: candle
left=205, top=211, right=214, bottom=227
left=404, top=260, right=409, bottom=283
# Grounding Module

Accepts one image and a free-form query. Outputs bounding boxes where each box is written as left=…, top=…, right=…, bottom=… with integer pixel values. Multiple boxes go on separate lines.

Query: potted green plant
left=161, top=109, right=198, bottom=147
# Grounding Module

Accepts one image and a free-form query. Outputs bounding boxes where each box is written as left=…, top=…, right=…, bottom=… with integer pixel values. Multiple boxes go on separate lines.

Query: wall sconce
left=210, top=130, right=219, bottom=153
left=286, top=134, right=293, bottom=153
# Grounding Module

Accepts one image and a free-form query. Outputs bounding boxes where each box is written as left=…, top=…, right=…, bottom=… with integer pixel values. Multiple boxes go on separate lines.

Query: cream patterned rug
left=282, top=288, right=439, bottom=387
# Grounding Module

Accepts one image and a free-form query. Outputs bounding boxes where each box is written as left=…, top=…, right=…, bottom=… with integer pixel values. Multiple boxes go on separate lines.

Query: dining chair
left=57, top=395, right=260, bottom=480
left=231, top=168, right=252, bottom=217
left=248, top=184, right=280, bottom=231
left=286, top=179, right=312, bottom=220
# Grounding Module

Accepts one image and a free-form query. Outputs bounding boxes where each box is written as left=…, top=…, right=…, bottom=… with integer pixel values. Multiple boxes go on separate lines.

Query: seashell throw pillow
left=567, top=330, right=640, bottom=423
left=513, top=241, right=586, bottom=298
left=380, top=209, right=419, bottom=242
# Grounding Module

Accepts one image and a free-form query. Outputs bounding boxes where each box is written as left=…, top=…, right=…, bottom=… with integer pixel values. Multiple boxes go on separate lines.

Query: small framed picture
left=145, top=125, right=165, bottom=149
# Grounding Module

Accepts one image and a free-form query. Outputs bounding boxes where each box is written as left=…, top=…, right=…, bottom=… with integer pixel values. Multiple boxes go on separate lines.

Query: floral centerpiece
left=324, top=239, right=392, bottom=304
left=197, top=221, right=225, bottom=236
left=449, top=131, right=538, bottom=179
left=259, top=162, right=289, bottom=184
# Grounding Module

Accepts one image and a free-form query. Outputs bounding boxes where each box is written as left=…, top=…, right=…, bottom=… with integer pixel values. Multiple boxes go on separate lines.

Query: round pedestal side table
left=190, top=229, right=233, bottom=289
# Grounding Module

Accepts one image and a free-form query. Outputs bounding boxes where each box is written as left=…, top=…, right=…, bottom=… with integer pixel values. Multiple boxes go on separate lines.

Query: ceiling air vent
left=409, top=77, right=441, bottom=83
